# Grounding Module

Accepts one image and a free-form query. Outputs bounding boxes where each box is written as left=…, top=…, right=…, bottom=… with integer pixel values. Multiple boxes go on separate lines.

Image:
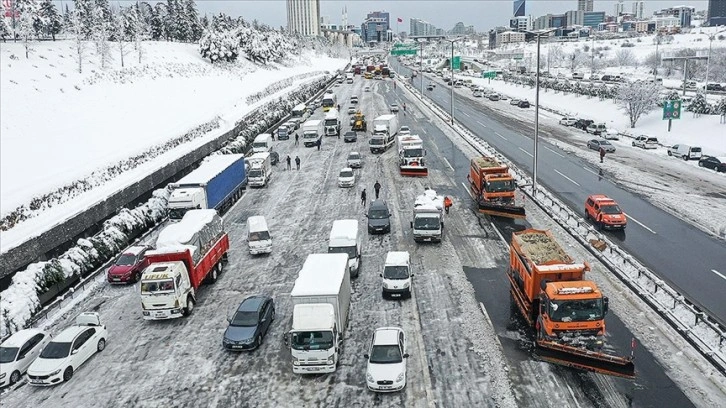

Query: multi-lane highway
left=392, top=60, right=726, bottom=327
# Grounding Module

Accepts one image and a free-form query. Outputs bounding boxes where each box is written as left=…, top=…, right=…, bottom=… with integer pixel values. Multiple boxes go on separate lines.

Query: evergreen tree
left=74, top=0, right=94, bottom=38
left=184, top=0, right=201, bottom=42
left=92, top=1, right=112, bottom=68
left=15, top=0, right=40, bottom=57
left=0, top=3, right=11, bottom=42
left=39, top=0, right=62, bottom=41
left=63, top=4, right=72, bottom=33
left=151, top=3, right=166, bottom=40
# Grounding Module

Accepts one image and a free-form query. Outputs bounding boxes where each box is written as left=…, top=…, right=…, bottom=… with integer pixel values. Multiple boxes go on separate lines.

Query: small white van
left=252, top=134, right=273, bottom=154
left=667, top=144, right=702, bottom=160
left=247, top=216, right=272, bottom=255
left=381, top=251, right=412, bottom=299
left=328, top=219, right=361, bottom=278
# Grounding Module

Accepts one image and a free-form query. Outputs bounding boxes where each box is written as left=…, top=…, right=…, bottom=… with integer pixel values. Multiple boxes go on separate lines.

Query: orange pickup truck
left=585, top=195, right=627, bottom=230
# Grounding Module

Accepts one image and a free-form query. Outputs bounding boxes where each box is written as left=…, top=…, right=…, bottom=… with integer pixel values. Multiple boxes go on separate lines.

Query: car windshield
left=303, top=132, right=318, bottom=139
left=230, top=310, right=259, bottom=327
left=116, top=254, right=138, bottom=266
left=348, top=154, right=360, bottom=160
left=291, top=331, right=334, bottom=350
left=252, top=142, right=267, bottom=148
left=384, top=265, right=409, bottom=280
left=249, top=231, right=270, bottom=241
left=403, top=148, right=424, bottom=158
left=249, top=169, right=263, bottom=178
left=414, top=216, right=440, bottom=230
left=140, top=279, right=175, bottom=294
left=328, top=246, right=356, bottom=259
left=369, top=139, right=383, bottom=146
left=40, top=342, right=72, bottom=359
left=400, top=127, right=410, bottom=132
left=340, top=170, right=353, bottom=178
left=549, top=299, right=604, bottom=322
left=369, top=344, right=402, bottom=364
left=0, top=347, right=19, bottom=363
left=600, top=204, right=622, bottom=214
left=368, top=209, right=389, bottom=219
left=324, top=119, right=338, bottom=127
left=486, top=180, right=515, bottom=192
left=278, top=128, right=288, bottom=134
left=600, top=141, right=612, bottom=146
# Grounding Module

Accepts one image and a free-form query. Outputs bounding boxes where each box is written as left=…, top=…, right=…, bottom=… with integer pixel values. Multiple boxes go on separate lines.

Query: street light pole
left=420, top=40, right=424, bottom=97
left=534, top=34, right=542, bottom=195
left=443, top=37, right=462, bottom=125
left=654, top=33, right=660, bottom=81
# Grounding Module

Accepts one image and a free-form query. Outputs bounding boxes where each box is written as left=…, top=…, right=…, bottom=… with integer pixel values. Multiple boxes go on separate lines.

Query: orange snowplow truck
left=508, top=229, right=635, bottom=378
left=468, top=157, right=525, bottom=219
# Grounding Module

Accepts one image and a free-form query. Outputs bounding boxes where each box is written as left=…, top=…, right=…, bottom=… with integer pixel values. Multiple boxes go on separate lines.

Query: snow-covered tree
left=39, top=0, right=62, bottom=40
left=62, top=4, right=72, bottom=34
left=185, top=0, right=201, bottom=41
left=74, top=0, right=94, bottom=38
left=150, top=3, right=166, bottom=40
left=70, top=8, right=87, bottom=72
left=715, top=97, right=726, bottom=121
left=615, top=48, right=637, bottom=67
left=112, top=9, right=129, bottom=67
left=686, top=92, right=711, bottom=115
left=133, top=6, right=146, bottom=63
left=0, top=2, right=12, bottom=42
left=617, top=81, right=661, bottom=128
left=16, top=0, right=40, bottom=58
left=92, top=2, right=112, bottom=68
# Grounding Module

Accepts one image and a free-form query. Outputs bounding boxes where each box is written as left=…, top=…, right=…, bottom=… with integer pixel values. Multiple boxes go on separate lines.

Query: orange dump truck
left=508, top=229, right=635, bottom=378
left=468, top=157, right=525, bottom=219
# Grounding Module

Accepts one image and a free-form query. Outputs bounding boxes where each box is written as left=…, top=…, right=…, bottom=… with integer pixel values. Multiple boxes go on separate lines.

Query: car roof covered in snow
left=173, top=154, right=244, bottom=186
left=156, top=209, right=218, bottom=248
left=373, top=327, right=403, bottom=345
left=247, top=216, right=268, bottom=233
left=329, top=219, right=358, bottom=247
left=291, top=254, right=349, bottom=297
left=385, top=251, right=409, bottom=266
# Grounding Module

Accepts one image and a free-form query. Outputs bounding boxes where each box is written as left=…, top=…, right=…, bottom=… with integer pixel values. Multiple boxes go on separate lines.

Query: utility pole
left=420, top=39, right=424, bottom=96
left=443, top=37, right=463, bottom=125
left=654, top=33, right=660, bottom=81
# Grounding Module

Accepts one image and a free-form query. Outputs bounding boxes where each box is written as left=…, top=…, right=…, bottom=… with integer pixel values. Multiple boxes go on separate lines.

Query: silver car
left=587, top=139, right=616, bottom=153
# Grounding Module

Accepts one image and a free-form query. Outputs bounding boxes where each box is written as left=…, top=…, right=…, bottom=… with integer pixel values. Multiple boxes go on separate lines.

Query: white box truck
left=369, top=114, right=399, bottom=153
left=410, top=189, right=445, bottom=243
left=328, top=219, right=361, bottom=278
left=302, top=119, right=324, bottom=147
left=247, top=152, right=272, bottom=187
left=324, top=109, right=341, bottom=137
left=252, top=133, right=273, bottom=153
left=287, top=253, right=351, bottom=374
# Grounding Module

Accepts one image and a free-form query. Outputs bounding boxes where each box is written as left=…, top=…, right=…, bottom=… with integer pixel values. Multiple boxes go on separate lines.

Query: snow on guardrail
left=398, top=75, right=726, bottom=375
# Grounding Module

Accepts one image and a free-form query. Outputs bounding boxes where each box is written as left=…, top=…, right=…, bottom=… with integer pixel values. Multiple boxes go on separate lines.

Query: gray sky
left=55, top=0, right=707, bottom=32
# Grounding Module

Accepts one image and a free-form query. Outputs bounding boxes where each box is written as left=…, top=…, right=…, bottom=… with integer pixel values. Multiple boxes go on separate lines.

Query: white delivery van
left=252, top=134, right=273, bottom=153
left=248, top=152, right=272, bottom=187
left=328, top=219, right=361, bottom=278
left=381, top=251, right=413, bottom=299
left=247, top=215, right=272, bottom=255
left=667, top=144, right=702, bottom=160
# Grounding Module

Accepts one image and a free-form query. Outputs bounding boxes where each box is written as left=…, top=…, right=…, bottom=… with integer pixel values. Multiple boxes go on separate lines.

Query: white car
left=559, top=117, right=577, bottom=126
left=364, top=86, right=371, bottom=92
left=338, top=167, right=355, bottom=188
left=0, top=329, right=52, bottom=387
left=399, top=126, right=411, bottom=136
left=347, top=152, right=362, bottom=168
left=632, top=135, right=659, bottom=149
left=26, top=312, right=107, bottom=386
left=364, top=327, right=408, bottom=392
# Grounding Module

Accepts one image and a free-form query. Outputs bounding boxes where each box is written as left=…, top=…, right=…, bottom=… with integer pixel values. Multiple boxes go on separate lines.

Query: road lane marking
left=476, top=120, right=488, bottom=128
left=711, top=269, right=726, bottom=281
left=544, top=146, right=565, bottom=158
left=462, top=111, right=471, bottom=117
left=518, top=147, right=533, bottom=158
left=462, top=182, right=474, bottom=199
left=582, top=167, right=599, bottom=176
left=623, top=212, right=657, bottom=234
left=494, top=131, right=507, bottom=140
left=443, top=157, right=454, bottom=171
left=421, top=128, right=428, bottom=134
left=554, top=169, right=581, bottom=187
left=490, top=222, right=508, bottom=244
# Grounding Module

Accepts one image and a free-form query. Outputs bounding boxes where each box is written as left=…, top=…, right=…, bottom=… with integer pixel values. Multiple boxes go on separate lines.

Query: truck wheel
left=667, top=150, right=672, bottom=156
left=183, top=297, right=194, bottom=316
left=209, top=265, right=218, bottom=283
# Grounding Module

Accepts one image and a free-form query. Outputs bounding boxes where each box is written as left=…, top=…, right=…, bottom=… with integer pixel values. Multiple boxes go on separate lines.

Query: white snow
left=290, top=253, right=349, bottom=297
left=328, top=219, right=358, bottom=247
left=385, top=251, right=410, bottom=266
left=173, top=154, right=245, bottom=186
left=155, top=209, right=217, bottom=248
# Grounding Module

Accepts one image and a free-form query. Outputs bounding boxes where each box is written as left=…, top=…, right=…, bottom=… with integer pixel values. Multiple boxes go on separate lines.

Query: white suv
left=632, top=136, right=659, bottom=149
left=559, top=117, right=577, bottom=126
left=364, top=327, right=408, bottom=392
left=337, top=167, right=355, bottom=188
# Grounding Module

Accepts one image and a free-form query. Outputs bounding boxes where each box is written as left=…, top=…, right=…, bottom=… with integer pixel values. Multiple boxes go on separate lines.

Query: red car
left=107, top=246, right=150, bottom=284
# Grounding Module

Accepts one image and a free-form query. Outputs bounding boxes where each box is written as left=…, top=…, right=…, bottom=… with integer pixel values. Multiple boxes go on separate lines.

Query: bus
left=291, top=103, right=308, bottom=120
left=322, top=92, right=337, bottom=112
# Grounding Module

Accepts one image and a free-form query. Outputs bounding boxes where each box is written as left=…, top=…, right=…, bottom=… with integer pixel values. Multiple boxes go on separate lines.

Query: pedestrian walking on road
left=361, top=189, right=367, bottom=207
left=403, top=103, right=407, bottom=116
left=295, top=133, right=299, bottom=146
left=295, top=156, right=301, bottom=170
left=444, top=196, right=453, bottom=214
left=599, top=147, right=606, bottom=163
left=317, top=138, right=321, bottom=151
left=286, top=155, right=292, bottom=170
left=374, top=181, right=381, bottom=199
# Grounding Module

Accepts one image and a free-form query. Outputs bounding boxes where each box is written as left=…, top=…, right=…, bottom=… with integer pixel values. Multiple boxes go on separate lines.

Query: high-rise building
left=578, top=0, right=594, bottom=12
left=708, top=0, right=726, bottom=26
left=614, top=0, right=625, bottom=16
left=583, top=11, right=605, bottom=28
left=287, top=0, right=321, bottom=36
left=361, top=11, right=390, bottom=43
left=632, top=1, right=645, bottom=19
left=513, top=0, right=526, bottom=17
left=510, top=15, right=533, bottom=32
left=566, top=10, right=585, bottom=26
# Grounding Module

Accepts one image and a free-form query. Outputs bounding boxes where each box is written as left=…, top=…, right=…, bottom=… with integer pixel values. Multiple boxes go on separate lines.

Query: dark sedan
left=698, top=156, right=726, bottom=172
left=517, top=100, right=530, bottom=108
left=587, top=139, right=616, bottom=153
left=344, top=131, right=357, bottom=143
left=367, top=199, right=391, bottom=234
left=223, top=295, right=275, bottom=351
left=574, top=119, right=594, bottom=130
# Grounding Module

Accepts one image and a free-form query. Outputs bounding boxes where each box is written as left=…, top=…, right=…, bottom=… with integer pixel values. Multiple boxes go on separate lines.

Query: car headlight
left=367, top=372, right=374, bottom=383
left=0, top=372, right=6, bottom=379
left=327, top=357, right=334, bottom=365
left=396, top=372, right=405, bottom=382
left=49, top=369, right=61, bottom=376
left=382, top=282, right=389, bottom=289
left=402, top=281, right=410, bottom=289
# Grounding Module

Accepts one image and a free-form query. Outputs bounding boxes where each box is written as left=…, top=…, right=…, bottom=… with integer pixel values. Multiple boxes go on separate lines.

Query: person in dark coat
left=317, top=138, right=321, bottom=151
left=361, top=189, right=367, bottom=206
left=295, top=133, right=299, bottom=146
left=286, top=155, right=292, bottom=170
left=295, top=156, right=301, bottom=170
left=374, top=181, right=381, bottom=199
left=599, top=147, right=606, bottom=163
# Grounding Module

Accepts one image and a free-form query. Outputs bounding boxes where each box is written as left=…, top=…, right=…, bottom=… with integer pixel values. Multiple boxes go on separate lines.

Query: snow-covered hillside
left=0, top=40, right=346, bottom=251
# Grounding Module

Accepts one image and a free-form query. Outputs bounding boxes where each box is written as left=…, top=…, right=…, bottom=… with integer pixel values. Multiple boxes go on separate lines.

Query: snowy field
left=0, top=40, right=346, bottom=252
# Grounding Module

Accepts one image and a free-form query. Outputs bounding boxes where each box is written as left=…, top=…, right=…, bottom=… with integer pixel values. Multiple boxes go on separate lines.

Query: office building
left=583, top=11, right=605, bottom=28
left=566, top=10, right=585, bottom=26
left=654, top=6, right=694, bottom=27
left=709, top=0, right=726, bottom=25
left=632, top=1, right=645, bottom=19
left=410, top=18, right=439, bottom=36
left=510, top=15, right=533, bottom=32
left=361, top=11, right=390, bottom=43
left=287, top=0, right=321, bottom=36
left=513, top=0, right=526, bottom=17
left=614, top=0, right=625, bottom=16
left=578, top=0, right=594, bottom=12
left=496, top=30, right=526, bottom=47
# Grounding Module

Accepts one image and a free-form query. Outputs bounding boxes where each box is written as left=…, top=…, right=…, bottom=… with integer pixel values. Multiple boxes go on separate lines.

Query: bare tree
left=615, top=48, right=638, bottom=67
left=617, top=81, right=661, bottom=128
left=93, top=3, right=112, bottom=68
left=71, top=9, right=87, bottom=73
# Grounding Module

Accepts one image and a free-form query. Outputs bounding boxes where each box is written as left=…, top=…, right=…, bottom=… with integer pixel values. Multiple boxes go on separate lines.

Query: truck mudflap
left=400, top=164, right=428, bottom=177
left=534, top=340, right=635, bottom=379
left=478, top=201, right=526, bottom=219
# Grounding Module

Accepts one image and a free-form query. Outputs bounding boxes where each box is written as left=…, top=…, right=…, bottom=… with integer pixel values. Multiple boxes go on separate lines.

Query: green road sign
left=390, top=49, right=417, bottom=56
left=513, top=53, right=524, bottom=60
left=451, top=56, right=461, bottom=70
left=662, top=100, right=682, bottom=120
left=482, top=71, right=496, bottom=79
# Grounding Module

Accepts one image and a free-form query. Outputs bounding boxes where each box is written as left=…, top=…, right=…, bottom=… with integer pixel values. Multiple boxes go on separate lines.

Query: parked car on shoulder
left=572, top=72, right=584, bottom=80
left=107, top=245, right=150, bottom=284
left=559, top=117, right=577, bottom=126
left=698, top=156, right=726, bottom=172
left=510, top=99, right=520, bottom=106
left=587, top=139, right=615, bottom=153
left=586, top=123, right=608, bottom=136
left=573, top=119, right=594, bottom=131
left=488, top=93, right=501, bottom=101
left=0, top=329, right=52, bottom=387
left=364, top=327, right=408, bottom=392
left=667, top=144, right=702, bottom=160
left=632, top=135, right=658, bottom=149
left=222, top=295, right=275, bottom=351
left=517, top=100, right=530, bottom=108
left=343, top=131, right=358, bottom=143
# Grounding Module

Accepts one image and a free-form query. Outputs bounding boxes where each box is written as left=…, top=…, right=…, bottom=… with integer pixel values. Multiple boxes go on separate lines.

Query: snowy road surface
left=2, top=73, right=723, bottom=408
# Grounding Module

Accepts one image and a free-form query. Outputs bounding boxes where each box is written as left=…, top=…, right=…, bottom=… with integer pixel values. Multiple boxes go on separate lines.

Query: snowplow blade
left=400, top=166, right=428, bottom=177
left=478, top=202, right=526, bottom=219
left=534, top=341, right=635, bottom=379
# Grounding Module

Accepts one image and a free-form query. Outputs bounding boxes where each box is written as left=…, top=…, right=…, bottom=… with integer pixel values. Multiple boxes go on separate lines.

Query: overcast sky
left=56, top=0, right=707, bottom=32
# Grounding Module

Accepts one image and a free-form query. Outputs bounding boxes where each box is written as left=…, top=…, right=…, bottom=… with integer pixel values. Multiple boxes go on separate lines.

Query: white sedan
left=365, top=327, right=408, bottom=392
left=338, top=167, right=356, bottom=188
left=559, top=117, right=577, bottom=126
left=399, top=126, right=411, bottom=136
left=0, top=328, right=52, bottom=387
left=26, top=312, right=107, bottom=386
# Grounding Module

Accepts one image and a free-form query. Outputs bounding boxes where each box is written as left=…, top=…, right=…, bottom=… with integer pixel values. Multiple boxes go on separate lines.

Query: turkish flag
left=397, top=17, right=403, bottom=23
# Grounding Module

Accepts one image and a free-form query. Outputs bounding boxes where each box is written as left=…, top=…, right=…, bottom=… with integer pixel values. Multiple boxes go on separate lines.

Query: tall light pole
left=705, top=29, right=726, bottom=100
left=443, top=37, right=463, bottom=125
left=419, top=39, right=424, bottom=96
left=527, top=29, right=555, bottom=195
